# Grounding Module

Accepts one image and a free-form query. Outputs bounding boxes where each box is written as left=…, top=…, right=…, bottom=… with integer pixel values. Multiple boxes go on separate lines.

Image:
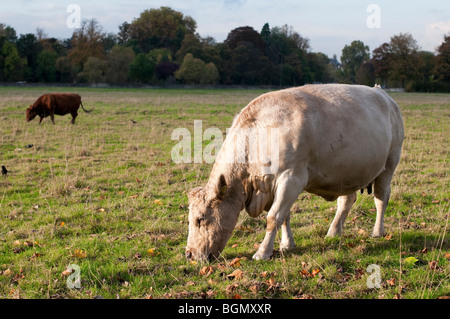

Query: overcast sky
left=1, top=0, right=449, bottom=59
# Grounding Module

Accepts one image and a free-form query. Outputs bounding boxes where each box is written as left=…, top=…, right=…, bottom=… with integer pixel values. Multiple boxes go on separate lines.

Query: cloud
left=425, top=21, right=450, bottom=50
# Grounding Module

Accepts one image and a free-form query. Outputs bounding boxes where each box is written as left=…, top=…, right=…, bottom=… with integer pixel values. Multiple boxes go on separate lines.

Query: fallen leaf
left=59, top=222, right=65, bottom=226
left=13, top=247, right=24, bottom=254
left=311, top=269, right=321, bottom=277
left=387, top=278, right=396, bottom=286
left=199, top=266, right=214, bottom=277
left=229, top=257, right=241, bottom=268
left=29, top=252, right=42, bottom=260
left=445, top=253, right=450, bottom=260
left=384, top=233, right=392, bottom=240
left=227, top=269, right=243, bottom=280
left=24, top=241, right=34, bottom=247
left=232, top=293, right=242, bottom=299
left=2, top=269, right=12, bottom=277
left=249, top=284, right=258, bottom=293
left=153, top=199, right=163, bottom=205
left=226, top=283, right=239, bottom=294
left=404, top=256, right=418, bottom=266
left=147, top=248, right=159, bottom=257
left=61, top=269, right=73, bottom=276
left=429, top=261, right=439, bottom=271
left=268, top=277, right=277, bottom=286
left=98, top=208, right=105, bottom=212
left=358, top=229, right=366, bottom=235
left=231, top=244, right=238, bottom=248
left=129, top=194, right=139, bottom=199
left=71, top=249, right=87, bottom=259
left=300, top=270, right=310, bottom=278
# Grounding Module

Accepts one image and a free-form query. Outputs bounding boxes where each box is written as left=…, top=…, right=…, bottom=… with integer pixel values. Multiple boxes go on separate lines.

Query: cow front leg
left=253, top=171, right=306, bottom=260
left=38, top=116, right=43, bottom=124
left=280, top=214, right=295, bottom=252
left=50, top=113, right=55, bottom=124
left=326, top=193, right=357, bottom=237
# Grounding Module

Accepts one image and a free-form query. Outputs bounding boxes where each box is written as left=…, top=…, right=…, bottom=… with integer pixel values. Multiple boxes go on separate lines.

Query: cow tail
left=80, top=101, right=93, bottom=113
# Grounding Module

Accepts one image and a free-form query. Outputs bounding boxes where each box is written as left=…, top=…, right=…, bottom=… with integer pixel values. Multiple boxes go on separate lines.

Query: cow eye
left=197, top=216, right=206, bottom=227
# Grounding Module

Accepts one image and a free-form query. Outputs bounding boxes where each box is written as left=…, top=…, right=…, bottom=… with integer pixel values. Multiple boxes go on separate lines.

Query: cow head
left=26, top=106, right=37, bottom=122
left=186, top=174, right=241, bottom=261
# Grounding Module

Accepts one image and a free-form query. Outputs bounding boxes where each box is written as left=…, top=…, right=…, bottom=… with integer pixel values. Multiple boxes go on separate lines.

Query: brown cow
left=26, top=93, right=92, bottom=124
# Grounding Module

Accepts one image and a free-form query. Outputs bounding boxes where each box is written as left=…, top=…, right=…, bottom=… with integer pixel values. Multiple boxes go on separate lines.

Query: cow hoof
left=371, top=226, right=385, bottom=238
left=371, top=231, right=385, bottom=238
left=326, top=228, right=342, bottom=237
left=252, top=251, right=272, bottom=260
left=280, top=242, right=295, bottom=252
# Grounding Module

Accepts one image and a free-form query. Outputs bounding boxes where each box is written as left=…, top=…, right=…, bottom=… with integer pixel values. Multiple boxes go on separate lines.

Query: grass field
left=0, top=86, right=448, bottom=299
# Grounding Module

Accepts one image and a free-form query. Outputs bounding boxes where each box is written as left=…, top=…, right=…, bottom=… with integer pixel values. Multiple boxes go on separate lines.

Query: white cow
left=186, top=84, right=404, bottom=261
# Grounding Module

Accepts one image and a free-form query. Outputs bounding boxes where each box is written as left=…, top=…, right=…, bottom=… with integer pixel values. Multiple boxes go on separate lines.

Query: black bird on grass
left=1, top=165, right=7, bottom=176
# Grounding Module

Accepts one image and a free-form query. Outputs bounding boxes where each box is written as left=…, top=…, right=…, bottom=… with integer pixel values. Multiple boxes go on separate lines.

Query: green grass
left=0, top=86, right=448, bottom=299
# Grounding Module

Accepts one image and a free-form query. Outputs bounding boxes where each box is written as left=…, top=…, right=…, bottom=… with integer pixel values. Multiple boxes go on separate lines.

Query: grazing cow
left=185, top=84, right=404, bottom=261
left=26, top=93, right=91, bottom=124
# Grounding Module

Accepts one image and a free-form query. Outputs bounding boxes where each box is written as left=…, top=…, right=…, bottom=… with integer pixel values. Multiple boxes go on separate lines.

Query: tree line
left=0, top=6, right=449, bottom=91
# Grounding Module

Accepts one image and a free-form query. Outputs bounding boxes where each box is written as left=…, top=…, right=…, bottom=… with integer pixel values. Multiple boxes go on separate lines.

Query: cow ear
left=216, top=174, right=227, bottom=200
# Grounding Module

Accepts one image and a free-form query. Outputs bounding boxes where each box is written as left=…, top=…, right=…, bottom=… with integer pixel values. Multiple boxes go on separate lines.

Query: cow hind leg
left=253, top=170, right=306, bottom=260
left=372, top=171, right=394, bottom=237
left=71, top=112, right=78, bottom=124
left=326, top=192, right=357, bottom=237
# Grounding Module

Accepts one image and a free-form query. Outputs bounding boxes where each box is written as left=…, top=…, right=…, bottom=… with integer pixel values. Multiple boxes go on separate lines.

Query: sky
left=1, top=0, right=449, bottom=59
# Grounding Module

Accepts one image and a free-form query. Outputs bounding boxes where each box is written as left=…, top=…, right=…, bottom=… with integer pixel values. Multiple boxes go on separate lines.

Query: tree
left=388, top=33, right=421, bottom=88
left=55, top=56, right=76, bottom=82
left=128, top=7, right=196, bottom=54
left=371, top=42, right=391, bottom=86
left=36, top=50, right=58, bottom=82
left=105, top=45, right=135, bottom=84
left=0, top=41, right=27, bottom=81
left=128, top=53, right=156, bottom=83
left=201, top=62, right=219, bottom=85
left=175, top=53, right=218, bottom=84
left=340, top=40, right=370, bottom=83
left=307, top=52, right=334, bottom=83
left=16, top=33, right=42, bottom=81
left=225, top=26, right=265, bottom=53
left=68, top=19, right=105, bottom=69
left=355, top=61, right=375, bottom=86
left=78, top=56, right=107, bottom=83
left=117, top=22, right=131, bottom=46
left=175, top=33, right=203, bottom=62
left=0, top=24, right=17, bottom=43
left=435, top=35, right=450, bottom=83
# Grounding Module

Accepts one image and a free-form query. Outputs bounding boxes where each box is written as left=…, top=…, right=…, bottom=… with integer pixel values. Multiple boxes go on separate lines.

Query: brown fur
left=26, top=93, right=91, bottom=124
